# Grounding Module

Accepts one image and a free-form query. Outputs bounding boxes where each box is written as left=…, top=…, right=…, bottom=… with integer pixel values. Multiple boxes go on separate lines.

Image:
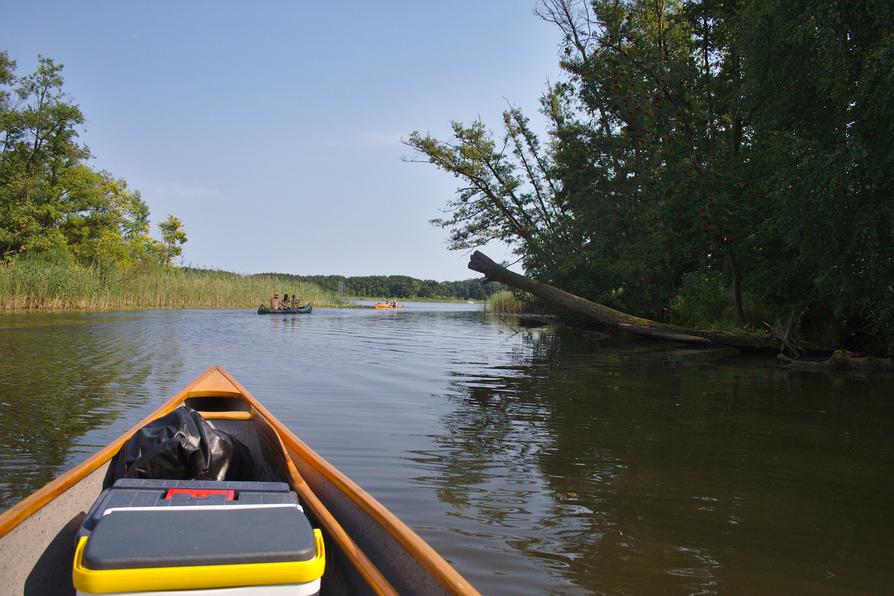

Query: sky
left=4, top=1, right=565, bottom=280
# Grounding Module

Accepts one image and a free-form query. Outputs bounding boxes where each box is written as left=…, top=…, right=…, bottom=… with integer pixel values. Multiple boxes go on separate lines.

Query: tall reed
left=0, top=257, right=338, bottom=310
left=485, top=290, right=528, bottom=313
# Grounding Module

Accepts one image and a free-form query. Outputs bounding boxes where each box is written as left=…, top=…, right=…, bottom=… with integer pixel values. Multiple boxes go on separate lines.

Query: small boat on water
left=257, top=303, right=313, bottom=314
left=0, top=366, right=478, bottom=596
left=374, top=303, right=403, bottom=309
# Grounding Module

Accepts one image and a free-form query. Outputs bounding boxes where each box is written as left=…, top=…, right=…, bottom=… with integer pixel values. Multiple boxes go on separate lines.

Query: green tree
left=534, top=0, right=755, bottom=318
left=158, top=215, right=187, bottom=264
left=406, top=109, right=570, bottom=295
left=0, top=54, right=88, bottom=256
left=0, top=51, right=188, bottom=269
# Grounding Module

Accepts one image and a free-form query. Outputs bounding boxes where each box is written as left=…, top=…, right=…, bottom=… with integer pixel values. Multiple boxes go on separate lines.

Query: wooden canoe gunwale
left=0, top=365, right=478, bottom=595
left=260, top=411, right=398, bottom=596
left=215, top=367, right=478, bottom=595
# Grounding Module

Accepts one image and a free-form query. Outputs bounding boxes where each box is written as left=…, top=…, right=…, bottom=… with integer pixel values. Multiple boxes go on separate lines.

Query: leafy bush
left=669, top=270, right=731, bottom=327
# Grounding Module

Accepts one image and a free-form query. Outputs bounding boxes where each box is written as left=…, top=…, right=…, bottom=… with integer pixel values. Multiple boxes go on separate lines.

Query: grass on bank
left=485, top=290, right=530, bottom=313
left=0, top=256, right=338, bottom=310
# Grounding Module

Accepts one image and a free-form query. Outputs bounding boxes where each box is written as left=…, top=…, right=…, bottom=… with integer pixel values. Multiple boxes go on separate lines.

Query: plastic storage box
left=73, top=480, right=325, bottom=595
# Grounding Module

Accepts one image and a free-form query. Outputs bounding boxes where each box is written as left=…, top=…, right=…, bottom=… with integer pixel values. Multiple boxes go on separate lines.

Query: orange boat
left=374, top=303, right=404, bottom=309
left=0, top=366, right=478, bottom=596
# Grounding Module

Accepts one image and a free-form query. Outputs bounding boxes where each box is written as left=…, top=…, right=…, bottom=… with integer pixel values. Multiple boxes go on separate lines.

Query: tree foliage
left=739, top=0, right=894, bottom=349
left=0, top=52, right=186, bottom=267
left=409, top=0, right=894, bottom=352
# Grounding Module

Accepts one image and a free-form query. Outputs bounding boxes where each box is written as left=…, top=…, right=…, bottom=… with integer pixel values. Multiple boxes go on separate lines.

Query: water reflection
left=0, top=312, right=182, bottom=506
left=428, top=327, right=894, bottom=594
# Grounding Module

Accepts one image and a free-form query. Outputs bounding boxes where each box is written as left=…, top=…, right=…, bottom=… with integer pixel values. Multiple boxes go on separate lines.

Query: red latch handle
left=164, top=488, right=235, bottom=501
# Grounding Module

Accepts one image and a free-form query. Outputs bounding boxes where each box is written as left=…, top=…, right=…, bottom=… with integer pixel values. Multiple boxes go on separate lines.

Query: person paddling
left=270, top=293, right=281, bottom=310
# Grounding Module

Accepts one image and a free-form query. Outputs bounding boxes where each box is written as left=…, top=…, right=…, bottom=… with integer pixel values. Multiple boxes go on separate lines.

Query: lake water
left=1, top=304, right=892, bottom=594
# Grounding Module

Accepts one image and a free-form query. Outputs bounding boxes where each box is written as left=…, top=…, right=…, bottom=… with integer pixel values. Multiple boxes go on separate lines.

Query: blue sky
left=5, top=1, right=564, bottom=280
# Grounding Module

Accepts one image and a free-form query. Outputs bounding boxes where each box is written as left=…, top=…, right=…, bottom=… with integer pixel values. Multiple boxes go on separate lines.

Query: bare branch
left=536, top=0, right=597, bottom=62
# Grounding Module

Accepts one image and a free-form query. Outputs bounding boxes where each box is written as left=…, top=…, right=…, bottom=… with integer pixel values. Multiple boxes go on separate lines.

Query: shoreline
left=0, top=297, right=481, bottom=313
left=1, top=259, right=490, bottom=312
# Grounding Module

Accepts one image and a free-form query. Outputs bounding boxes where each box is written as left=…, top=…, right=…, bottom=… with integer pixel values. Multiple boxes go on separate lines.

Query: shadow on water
left=426, top=327, right=894, bottom=594
left=0, top=312, right=182, bottom=508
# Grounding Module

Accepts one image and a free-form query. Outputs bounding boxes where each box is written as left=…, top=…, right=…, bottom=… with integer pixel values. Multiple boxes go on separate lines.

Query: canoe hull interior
left=0, top=366, right=476, bottom=596
left=0, top=463, right=108, bottom=596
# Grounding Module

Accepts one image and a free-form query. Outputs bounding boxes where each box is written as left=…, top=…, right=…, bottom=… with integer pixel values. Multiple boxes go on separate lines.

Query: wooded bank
left=411, top=1, right=894, bottom=356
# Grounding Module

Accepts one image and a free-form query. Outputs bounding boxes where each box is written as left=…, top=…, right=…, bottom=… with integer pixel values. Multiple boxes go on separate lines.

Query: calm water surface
left=1, top=305, right=892, bottom=594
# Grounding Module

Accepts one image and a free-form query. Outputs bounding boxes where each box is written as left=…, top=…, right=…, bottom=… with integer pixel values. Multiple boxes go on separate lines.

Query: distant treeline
left=253, top=274, right=504, bottom=300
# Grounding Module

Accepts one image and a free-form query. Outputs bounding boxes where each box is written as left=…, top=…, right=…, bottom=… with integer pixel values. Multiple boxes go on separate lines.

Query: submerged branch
left=778, top=351, right=894, bottom=372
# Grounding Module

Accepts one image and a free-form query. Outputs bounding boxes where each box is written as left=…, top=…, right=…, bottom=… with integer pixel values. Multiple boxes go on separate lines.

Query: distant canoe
left=375, top=303, right=404, bottom=309
left=257, top=304, right=313, bottom=314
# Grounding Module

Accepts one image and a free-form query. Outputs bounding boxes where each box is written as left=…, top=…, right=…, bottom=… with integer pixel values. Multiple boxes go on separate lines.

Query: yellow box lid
left=72, top=529, right=325, bottom=594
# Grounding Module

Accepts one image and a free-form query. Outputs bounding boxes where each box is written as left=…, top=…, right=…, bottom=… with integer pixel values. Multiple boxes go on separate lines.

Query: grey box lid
left=79, top=480, right=299, bottom=538
left=111, top=478, right=291, bottom=492
left=84, top=506, right=317, bottom=570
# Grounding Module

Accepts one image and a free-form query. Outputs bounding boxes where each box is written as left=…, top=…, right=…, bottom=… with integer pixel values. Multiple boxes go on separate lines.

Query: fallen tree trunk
left=470, top=250, right=780, bottom=352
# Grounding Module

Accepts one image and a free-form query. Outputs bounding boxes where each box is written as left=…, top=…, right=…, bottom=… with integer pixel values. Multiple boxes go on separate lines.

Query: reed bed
left=0, top=258, right=338, bottom=310
left=485, top=290, right=529, bottom=313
